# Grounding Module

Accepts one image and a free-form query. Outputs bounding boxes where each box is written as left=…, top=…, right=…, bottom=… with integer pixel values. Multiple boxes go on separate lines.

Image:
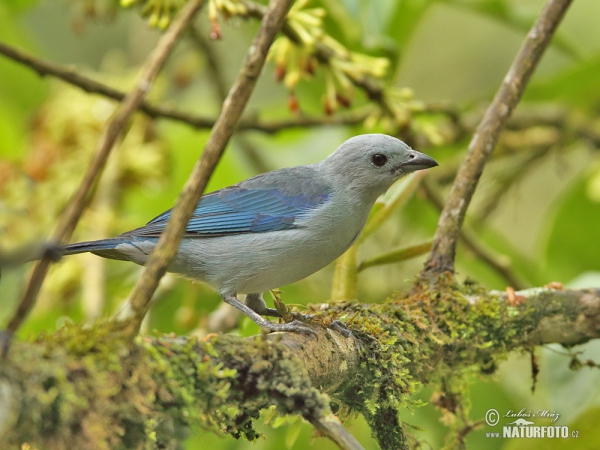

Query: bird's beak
left=396, top=151, right=438, bottom=172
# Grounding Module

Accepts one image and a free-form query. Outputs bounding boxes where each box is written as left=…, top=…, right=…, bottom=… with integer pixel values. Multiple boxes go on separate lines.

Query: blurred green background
left=1, top=0, right=600, bottom=448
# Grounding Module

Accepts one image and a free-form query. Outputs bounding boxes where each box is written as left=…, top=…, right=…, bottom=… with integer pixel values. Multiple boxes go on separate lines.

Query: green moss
left=0, top=280, right=588, bottom=450
left=0, top=320, right=329, bottom=449
left=317, top=276, right=567, bottom=448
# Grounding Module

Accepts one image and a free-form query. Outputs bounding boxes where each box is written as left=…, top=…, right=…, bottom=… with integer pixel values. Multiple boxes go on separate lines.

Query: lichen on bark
left=0, top=321, right=329, bottom=449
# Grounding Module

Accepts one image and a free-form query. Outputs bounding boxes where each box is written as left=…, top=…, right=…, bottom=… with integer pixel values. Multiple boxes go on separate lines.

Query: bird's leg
left=270, top=290, right=352, bottom=337
left=244, top=293, right=280, bottom=317
left=222, top=294, right=316, bottom=336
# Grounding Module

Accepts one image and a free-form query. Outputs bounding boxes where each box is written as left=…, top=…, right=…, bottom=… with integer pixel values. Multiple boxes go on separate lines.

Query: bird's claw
left=223, top=295, right=316, bottom=337
left=261, top=319, right=317, bottom=337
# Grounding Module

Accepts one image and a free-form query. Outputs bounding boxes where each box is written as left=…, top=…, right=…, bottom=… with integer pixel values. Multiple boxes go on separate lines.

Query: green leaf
left=385, top=0, right=436, bottom=49
left=358, top=241, right=432, bottom=272
left=543, top=169, right=600, bottom=283
left=450, top=0, right=581, bottom=58
left=4, top=0, right=38, bottom=14
left=285, top=418, right=303, bottom=449
left=524, top=55, right=600, bottom=109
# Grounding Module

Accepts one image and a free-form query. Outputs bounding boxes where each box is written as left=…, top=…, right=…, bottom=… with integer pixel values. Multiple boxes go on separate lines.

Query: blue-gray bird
left=61, top=134, right=437, bottom=333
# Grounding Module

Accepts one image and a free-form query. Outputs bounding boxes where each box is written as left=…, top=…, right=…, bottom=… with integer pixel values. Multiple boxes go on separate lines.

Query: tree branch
left=423, top=0, right=573, bottom=276
left=1, top=0, right=206, bottom=352
left=1, top=285, right=598, bottom=449
left=124, top=0, right=295, bottom=334
left=189, top=23, right=230, bottom=101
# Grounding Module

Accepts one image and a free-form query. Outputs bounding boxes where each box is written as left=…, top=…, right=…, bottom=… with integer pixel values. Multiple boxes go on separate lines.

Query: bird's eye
left=371, top=154, right=388, bottom=167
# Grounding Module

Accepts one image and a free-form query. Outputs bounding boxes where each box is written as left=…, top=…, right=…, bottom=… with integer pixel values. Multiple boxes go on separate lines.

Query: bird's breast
left=171, top=198, right=371, bottom=295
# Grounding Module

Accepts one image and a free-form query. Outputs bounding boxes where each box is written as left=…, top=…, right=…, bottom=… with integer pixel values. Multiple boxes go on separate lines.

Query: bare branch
left=0, top=40, right=209, bottom=127
left=124, top=0, right=295, bottom=334
left=1, top=0, right=206, bottom=352
left=423, top=0, right=573, bottom=276
left=475, top=145, right=549, bottom=223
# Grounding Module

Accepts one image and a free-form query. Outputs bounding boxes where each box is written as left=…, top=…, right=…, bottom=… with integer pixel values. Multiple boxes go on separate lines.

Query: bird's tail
left=0, top=239, right=131, bottom=278
left=61, top=238, right=130, bottom=261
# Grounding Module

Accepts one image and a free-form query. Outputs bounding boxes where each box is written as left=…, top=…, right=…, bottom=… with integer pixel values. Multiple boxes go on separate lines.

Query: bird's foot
left=258, top=319, right=317, bottom=337
left=223, top=294, right=316, bottom=337
left=244, top=293, right=281, bottom=317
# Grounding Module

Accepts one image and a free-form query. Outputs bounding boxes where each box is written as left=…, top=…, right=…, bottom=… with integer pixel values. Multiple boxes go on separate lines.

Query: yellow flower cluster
left=268, top=0, right=390, bottom=115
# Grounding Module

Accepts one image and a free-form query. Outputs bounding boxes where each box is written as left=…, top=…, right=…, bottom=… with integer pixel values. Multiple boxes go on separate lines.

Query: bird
left=59, top=134, right=438, bottom=334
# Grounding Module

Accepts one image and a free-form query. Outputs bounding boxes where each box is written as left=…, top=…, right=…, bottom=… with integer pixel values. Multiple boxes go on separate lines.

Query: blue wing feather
left=133, top=186, right=331, bottom=238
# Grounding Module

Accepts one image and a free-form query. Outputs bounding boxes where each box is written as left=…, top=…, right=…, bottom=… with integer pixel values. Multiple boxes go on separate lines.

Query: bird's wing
left=124, top=185, right=331, bottom=238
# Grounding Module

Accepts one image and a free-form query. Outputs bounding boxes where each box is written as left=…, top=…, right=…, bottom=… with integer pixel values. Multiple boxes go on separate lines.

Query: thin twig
left=0, top=0, right=463, bottom=136
left=456, top=420, right=485, bottom=447
left=0, top=38, right=465, bottom=137
left=189, top=24, right=230, bottom=101
left=0, top=40, right=207, bottom=127
left=422, top=182, right=527, bottom=290
left=241, top=112, right=367, bottom=132
left=0, top=40, right=366, bottom=133
left=124, top=0, right=295, bottom=335
left=475, top=146, right=549, bottom=223
left=1, top=0, right=206, bottom=353
left=422, top=0, right=573, bottom=276
left=311, top=414, right=365, bottom=450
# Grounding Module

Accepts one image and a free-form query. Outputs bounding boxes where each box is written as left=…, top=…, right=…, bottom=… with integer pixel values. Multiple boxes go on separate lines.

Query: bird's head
left=323, top=134, right=438, bottom=199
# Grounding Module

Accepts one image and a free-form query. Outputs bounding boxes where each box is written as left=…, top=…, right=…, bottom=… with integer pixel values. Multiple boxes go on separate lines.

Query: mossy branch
left=1, top=283, right=599, bottom=449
